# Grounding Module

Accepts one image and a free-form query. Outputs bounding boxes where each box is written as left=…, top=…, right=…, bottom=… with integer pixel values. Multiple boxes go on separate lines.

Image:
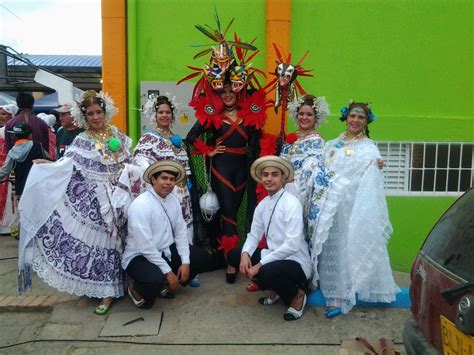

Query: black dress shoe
left=159, top=289, right=175, bottom=299
left=226, top=272, right=237, bottom=284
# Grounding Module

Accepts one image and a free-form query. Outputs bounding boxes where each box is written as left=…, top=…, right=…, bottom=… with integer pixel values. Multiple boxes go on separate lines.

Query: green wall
left=291, top=0, right=473, bottom=142
left=127, top=0, right=473, bottom=271
left=289, top=0, right=473, bottom=271
left=127, top=0, right=266, bottom=139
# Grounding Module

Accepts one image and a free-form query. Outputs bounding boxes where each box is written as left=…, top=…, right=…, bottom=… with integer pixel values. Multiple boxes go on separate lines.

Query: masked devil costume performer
left=179, top=14, right=269, bottom=280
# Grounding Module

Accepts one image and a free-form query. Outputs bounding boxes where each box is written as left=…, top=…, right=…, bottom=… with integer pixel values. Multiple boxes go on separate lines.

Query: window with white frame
left=375, top=142, right=473, bottom=196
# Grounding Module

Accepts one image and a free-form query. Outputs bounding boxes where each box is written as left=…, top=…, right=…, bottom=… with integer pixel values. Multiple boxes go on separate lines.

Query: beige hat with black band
left=143, top=160, right=185, bottom=184
left=250, top=155, right=294, bottom=183
left=54, top=103, right=73, bottom=113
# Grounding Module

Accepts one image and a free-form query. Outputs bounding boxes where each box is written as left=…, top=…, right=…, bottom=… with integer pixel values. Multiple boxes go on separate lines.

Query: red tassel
left=259, top=133, right=278, bottom=156
left=192, top=138, right=213, bottom=156
left=217, top=234, right=240, bottom=255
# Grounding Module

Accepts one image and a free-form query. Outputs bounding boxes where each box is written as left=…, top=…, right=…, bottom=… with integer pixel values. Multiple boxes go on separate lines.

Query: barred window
left=375, top=142, right=474, bottom=196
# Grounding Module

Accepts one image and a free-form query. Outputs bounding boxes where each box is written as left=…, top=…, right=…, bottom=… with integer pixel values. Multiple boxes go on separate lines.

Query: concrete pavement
left=0, top=235, right=409, bottom=354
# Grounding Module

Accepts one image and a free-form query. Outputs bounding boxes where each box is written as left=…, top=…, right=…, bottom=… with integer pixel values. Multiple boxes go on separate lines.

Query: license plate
left=440, top=315, right=474, bottom=355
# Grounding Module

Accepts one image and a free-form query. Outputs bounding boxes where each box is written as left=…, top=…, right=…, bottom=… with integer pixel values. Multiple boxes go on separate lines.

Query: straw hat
left=143, top=161, right=185, bottom=184
left=54, top=103, right=73, bottom=113
left=250, top=155, right=294, bottom=183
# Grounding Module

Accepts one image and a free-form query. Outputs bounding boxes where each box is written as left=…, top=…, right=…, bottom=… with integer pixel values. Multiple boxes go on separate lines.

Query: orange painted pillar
left=101, top=0, right=127, bottom=133
left=265, top=0, right=291, bottom=134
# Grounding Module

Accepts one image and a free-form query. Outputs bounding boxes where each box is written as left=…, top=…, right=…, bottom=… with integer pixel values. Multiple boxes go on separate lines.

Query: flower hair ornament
left=340, top=100, right=377, bottom=123
left=288, top=95, right=330, bottom=126
left=142, top=93, right=181, bottom=125
left=71, top=90, right=117, bottom=129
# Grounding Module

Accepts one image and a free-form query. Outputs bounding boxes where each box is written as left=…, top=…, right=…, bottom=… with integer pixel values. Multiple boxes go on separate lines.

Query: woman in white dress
left=18, top=91, right=132, bottom=315
left=317, top=101, right=400, bottom=317
left=280, top=95, right=330, bottom=203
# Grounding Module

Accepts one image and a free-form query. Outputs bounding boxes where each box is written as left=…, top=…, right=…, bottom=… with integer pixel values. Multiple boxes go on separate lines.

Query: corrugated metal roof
left=7, top=55, right=101, bottom=68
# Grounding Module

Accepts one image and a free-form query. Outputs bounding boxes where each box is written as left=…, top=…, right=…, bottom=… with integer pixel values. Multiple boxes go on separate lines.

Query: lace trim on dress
left=30, top=210, right=124, bottom=298
left=307, top=172, right=350, bottom=288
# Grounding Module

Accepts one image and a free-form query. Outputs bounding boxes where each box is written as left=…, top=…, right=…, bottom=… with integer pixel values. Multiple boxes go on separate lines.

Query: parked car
left=403, top=187, right=474, bottom=354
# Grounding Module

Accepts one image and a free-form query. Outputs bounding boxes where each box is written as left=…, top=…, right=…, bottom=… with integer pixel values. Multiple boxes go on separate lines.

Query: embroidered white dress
left=18, top=127, right=131, bottom=298
left=113, top=130, right=194, bottom=243
left=280, top=134, right=349, bottom=287
left=318, top=134, right=400, bottom=313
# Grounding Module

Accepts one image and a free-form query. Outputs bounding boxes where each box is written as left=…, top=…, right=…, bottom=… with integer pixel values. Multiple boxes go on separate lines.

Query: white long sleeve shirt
left=241, top=188, right=312, bottom=278
left=121, top=188, right=190, bottom=274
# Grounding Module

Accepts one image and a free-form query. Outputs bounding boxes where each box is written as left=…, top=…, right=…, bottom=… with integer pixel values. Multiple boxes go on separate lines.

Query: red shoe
left=246, top=282, right=260, bottom=292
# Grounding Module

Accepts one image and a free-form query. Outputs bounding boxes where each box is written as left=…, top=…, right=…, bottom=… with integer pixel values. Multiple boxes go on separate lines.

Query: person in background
left=0, top=104, right=18, bottom=128
left=4, top=93, right=49, bottom=152
left=54, top=103, right=84, bottom=159
left=0, top=123, right=49, bottom=200
left=38, top=113, right=57, bottom=160
left=48, top=110, right=61, bottom=134
left=0, top=104, right=19, bottom=234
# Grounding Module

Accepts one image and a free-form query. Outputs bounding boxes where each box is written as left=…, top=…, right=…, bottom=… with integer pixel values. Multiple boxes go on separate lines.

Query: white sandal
left=128, top=286, right=145, bottom=308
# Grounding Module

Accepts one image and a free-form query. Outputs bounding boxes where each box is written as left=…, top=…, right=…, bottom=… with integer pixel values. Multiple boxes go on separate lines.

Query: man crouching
left=227, top=156, right=311, bottom=321
left=122, top=161, right=209, bottom=309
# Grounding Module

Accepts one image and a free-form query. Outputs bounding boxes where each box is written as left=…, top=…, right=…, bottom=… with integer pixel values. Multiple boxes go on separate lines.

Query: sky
left=0, top=0, right=102, bottom=55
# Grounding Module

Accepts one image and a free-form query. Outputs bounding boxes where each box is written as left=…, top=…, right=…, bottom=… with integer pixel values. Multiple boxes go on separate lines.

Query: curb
left=0, top=294, right=79, bottom=312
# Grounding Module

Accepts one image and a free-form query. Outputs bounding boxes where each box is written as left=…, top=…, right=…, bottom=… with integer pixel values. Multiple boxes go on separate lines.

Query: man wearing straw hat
left=122, top=160, right=210, bottom=309
left=227, top=155, right=311, bottom=321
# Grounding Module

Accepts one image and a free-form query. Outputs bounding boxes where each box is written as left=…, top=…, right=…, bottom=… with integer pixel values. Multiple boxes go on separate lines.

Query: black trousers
left=227, top=247, right=307, bottom=306
left=126, top=243, right=210, bottom=307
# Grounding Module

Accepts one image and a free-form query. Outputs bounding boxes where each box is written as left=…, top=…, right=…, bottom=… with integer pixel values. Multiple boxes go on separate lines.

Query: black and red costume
left=186, top=89, right=266, bottom=256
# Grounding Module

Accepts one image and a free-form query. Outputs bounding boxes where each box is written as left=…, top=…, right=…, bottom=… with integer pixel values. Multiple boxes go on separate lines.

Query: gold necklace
left=88, top=126, right=112, bottom=148
left=296, top=129, right=317, bottom=140
left=337, top=131, right=366, bottom=156
left=87, top=125, right=120, bottom=165
left=156, top=126, right=172, bottom=137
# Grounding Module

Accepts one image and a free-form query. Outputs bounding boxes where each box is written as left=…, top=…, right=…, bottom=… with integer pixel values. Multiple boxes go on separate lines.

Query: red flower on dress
left=217, top=234, right=240, bottom=255
left=237, top=89, right=271, bottom=129
left=189, top=92, right=224, bottom=129
left=285, top=132, right=297, bottom=144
